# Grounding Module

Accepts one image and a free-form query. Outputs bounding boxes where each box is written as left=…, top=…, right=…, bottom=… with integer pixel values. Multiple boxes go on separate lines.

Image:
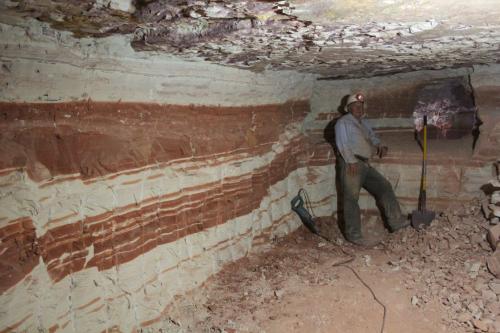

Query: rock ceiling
left=2, top=0, right=500, bottom=78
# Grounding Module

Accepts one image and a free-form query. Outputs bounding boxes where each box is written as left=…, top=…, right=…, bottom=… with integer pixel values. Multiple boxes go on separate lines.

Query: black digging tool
left=291, top=189, right=319, bottom=235
left=411, top=115, right=435, bottom=229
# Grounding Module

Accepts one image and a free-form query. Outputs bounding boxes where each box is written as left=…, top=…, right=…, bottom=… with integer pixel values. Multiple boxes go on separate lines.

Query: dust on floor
left=165, top=200, right=500, bottom=333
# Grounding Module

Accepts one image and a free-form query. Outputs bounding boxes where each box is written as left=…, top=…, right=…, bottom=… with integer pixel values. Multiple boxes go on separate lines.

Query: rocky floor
left=383, top=201, right=499, bottom=332
left=163, top=200, right=499, bottom=333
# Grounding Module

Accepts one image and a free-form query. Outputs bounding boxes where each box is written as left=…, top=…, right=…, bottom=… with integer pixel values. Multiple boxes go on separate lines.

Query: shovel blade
left=411, top=209, right=435, bottom=229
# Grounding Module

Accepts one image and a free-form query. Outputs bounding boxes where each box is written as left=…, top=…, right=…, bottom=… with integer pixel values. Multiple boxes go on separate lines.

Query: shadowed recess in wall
left=413, top=77, right=477, bottom=140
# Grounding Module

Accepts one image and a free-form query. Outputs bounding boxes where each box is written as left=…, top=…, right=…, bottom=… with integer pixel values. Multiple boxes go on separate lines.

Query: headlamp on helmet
left=344, top=92, right=365, bottom=113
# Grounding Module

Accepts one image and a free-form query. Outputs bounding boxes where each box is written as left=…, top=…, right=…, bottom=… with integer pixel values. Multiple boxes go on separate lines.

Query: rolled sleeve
left=367, top=126, right=381, bottom=147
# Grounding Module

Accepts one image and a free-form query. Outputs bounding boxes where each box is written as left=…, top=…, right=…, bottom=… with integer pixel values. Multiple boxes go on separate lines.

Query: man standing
left=335, top=93, right=409, bottom=246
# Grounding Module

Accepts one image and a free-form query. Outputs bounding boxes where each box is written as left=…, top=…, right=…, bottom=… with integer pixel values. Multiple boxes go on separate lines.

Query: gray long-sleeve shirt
left=334, top=113, right=381, bottom=164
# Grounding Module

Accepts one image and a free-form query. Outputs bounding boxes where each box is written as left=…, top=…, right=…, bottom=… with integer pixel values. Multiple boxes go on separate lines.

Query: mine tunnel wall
left=1, top=19, right=500, bottom=332
left=0, top=20, right=321, bottom=332
left=305, top=66, right=500, bottom=216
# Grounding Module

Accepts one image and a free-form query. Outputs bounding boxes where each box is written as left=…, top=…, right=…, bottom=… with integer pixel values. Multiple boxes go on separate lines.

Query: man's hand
left=347, top=163, right=359, bottom=176
left=377, top=146, right=388, bottom=158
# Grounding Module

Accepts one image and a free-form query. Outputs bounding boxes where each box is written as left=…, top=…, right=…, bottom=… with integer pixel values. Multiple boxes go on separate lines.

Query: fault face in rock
left=2, top=0, right=500, bottom=78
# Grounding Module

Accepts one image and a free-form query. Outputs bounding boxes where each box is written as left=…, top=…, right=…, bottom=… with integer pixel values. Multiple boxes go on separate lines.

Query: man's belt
left=354, top=154, right=369, bottom=163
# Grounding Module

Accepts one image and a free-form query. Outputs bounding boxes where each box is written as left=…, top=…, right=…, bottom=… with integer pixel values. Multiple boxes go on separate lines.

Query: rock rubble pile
left=385, top=185, right=500, bottom=331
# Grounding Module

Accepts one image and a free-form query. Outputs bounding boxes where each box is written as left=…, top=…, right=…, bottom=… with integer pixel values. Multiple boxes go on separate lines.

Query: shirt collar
left=346, top=112, right=362, bottom=123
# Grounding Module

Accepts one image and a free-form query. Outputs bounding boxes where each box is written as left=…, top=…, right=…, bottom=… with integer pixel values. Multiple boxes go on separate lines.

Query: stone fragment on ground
left=487, top=250, right=500, bottom=278
left=487, top=224, right=500, bottom=250
left=489, top=281, right=500, bottom=295
left=473, top=319, right=489, bottom=332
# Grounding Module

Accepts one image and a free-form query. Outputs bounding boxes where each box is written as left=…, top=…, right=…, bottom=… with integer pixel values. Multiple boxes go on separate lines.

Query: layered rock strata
left=0, top=100, right=325, bottom=332
left=0, top=19, right=326, bottom=332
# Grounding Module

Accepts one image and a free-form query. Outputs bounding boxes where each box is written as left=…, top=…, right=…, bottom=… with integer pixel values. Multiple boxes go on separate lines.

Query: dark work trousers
left=338, top=156, right=404, bottom=241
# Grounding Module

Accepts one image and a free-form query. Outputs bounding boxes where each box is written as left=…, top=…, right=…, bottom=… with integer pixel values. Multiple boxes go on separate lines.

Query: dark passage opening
left=412, top=76, right=478, bottom=140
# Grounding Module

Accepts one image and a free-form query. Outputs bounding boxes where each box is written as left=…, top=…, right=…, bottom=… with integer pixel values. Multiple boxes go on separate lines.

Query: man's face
left=349, top=102, right=364, bottom=119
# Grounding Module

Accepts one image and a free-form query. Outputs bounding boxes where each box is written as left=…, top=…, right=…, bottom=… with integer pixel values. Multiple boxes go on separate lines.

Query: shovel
left=411, top=115, right=435, bottom=229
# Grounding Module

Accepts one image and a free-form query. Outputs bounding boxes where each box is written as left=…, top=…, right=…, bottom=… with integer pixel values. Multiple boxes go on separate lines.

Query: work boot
left=390, top=218, right=411, bottom=233
left=347, top=237, right=381, bottom=248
